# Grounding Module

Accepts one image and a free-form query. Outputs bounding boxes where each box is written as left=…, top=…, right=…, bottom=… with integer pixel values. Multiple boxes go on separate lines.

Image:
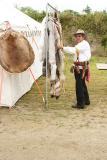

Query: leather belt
left=74, top=61, right=89, bottom=66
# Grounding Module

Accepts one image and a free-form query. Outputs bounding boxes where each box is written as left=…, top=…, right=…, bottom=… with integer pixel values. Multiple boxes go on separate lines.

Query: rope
left=29, top=68, right=46, bottom=105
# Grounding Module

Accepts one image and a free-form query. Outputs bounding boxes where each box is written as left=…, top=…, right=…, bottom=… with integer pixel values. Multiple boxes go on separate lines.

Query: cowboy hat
left=74, top=29, right=86, bottom=35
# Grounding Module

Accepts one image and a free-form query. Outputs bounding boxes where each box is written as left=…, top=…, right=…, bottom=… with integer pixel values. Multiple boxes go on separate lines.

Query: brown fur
left=0, top=30, right=35, bottom=73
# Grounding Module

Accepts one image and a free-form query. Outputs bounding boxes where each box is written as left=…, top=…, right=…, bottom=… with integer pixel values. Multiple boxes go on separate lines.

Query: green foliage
left=20, top=7, right=46, bottom=22
left=101, top=35, right=107, bottom=50
left=19, top=6, right=107, bottom=56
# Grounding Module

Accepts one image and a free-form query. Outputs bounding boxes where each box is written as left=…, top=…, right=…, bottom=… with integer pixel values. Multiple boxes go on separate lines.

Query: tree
left=83, top=5, right=92, bottom=14
left=101, top=35, right=107, bottom=51
left=20, top=7, right=46, bottom=22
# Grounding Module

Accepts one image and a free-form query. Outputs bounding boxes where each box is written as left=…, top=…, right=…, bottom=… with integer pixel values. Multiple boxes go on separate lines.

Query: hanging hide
left=0, top=30, right=35, bottom=73
left=42, top=15, right=65, bottom=98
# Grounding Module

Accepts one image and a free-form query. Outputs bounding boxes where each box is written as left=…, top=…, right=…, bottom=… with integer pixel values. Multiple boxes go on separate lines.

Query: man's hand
left=57, top=44, right=63, bottom=50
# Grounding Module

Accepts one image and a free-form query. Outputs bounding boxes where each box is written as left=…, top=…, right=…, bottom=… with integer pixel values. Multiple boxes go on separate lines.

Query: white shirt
left=63, top=40, right=91, bottom=62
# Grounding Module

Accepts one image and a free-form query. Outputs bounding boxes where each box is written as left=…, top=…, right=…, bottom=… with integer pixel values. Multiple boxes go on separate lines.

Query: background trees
left=20, top=6, right=107, bottom=56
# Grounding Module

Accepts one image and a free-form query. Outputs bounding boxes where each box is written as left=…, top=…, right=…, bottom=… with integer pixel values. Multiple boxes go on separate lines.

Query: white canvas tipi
left=0, top=2, right=43, bottom=107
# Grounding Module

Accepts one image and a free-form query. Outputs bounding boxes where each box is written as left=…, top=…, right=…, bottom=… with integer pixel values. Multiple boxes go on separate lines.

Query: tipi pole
left=45, top=3, right=49, bottom=108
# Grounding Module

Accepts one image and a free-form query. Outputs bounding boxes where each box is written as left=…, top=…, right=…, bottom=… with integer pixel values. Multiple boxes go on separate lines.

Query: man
left=62, top=29, right=91, bottom=109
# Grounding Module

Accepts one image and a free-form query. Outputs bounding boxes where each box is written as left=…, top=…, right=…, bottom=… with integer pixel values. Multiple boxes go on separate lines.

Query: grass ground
left=15, top=55, right=107, bottom=110
left=0, top=55, right=107, bottom=160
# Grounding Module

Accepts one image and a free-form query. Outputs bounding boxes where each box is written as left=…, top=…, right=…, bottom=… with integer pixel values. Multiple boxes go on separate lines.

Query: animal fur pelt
left=42, top=15, right=65, bottom=98
left=0, top=30, right=35, bottom=73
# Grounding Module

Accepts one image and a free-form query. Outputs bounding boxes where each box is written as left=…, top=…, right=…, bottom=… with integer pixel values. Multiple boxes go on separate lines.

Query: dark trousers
left=74, top=69, right=90, bottom=106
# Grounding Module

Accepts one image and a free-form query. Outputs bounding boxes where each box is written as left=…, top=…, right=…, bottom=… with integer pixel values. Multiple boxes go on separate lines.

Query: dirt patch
left=0, top=56, right=107, bottom=160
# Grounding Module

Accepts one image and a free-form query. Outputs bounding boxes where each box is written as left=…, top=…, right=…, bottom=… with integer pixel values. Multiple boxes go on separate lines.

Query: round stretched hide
left=0, top=30, right=35, bottom=73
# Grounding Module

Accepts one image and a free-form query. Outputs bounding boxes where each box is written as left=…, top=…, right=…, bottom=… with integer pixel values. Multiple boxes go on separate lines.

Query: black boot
left=72, top=104, right=85, bottom=109
left=85, top=101, right=90, bottom=105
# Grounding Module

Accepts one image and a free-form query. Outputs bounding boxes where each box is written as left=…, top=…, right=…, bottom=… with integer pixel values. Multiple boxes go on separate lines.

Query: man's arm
left=63, top=47, right=76, bottom=54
